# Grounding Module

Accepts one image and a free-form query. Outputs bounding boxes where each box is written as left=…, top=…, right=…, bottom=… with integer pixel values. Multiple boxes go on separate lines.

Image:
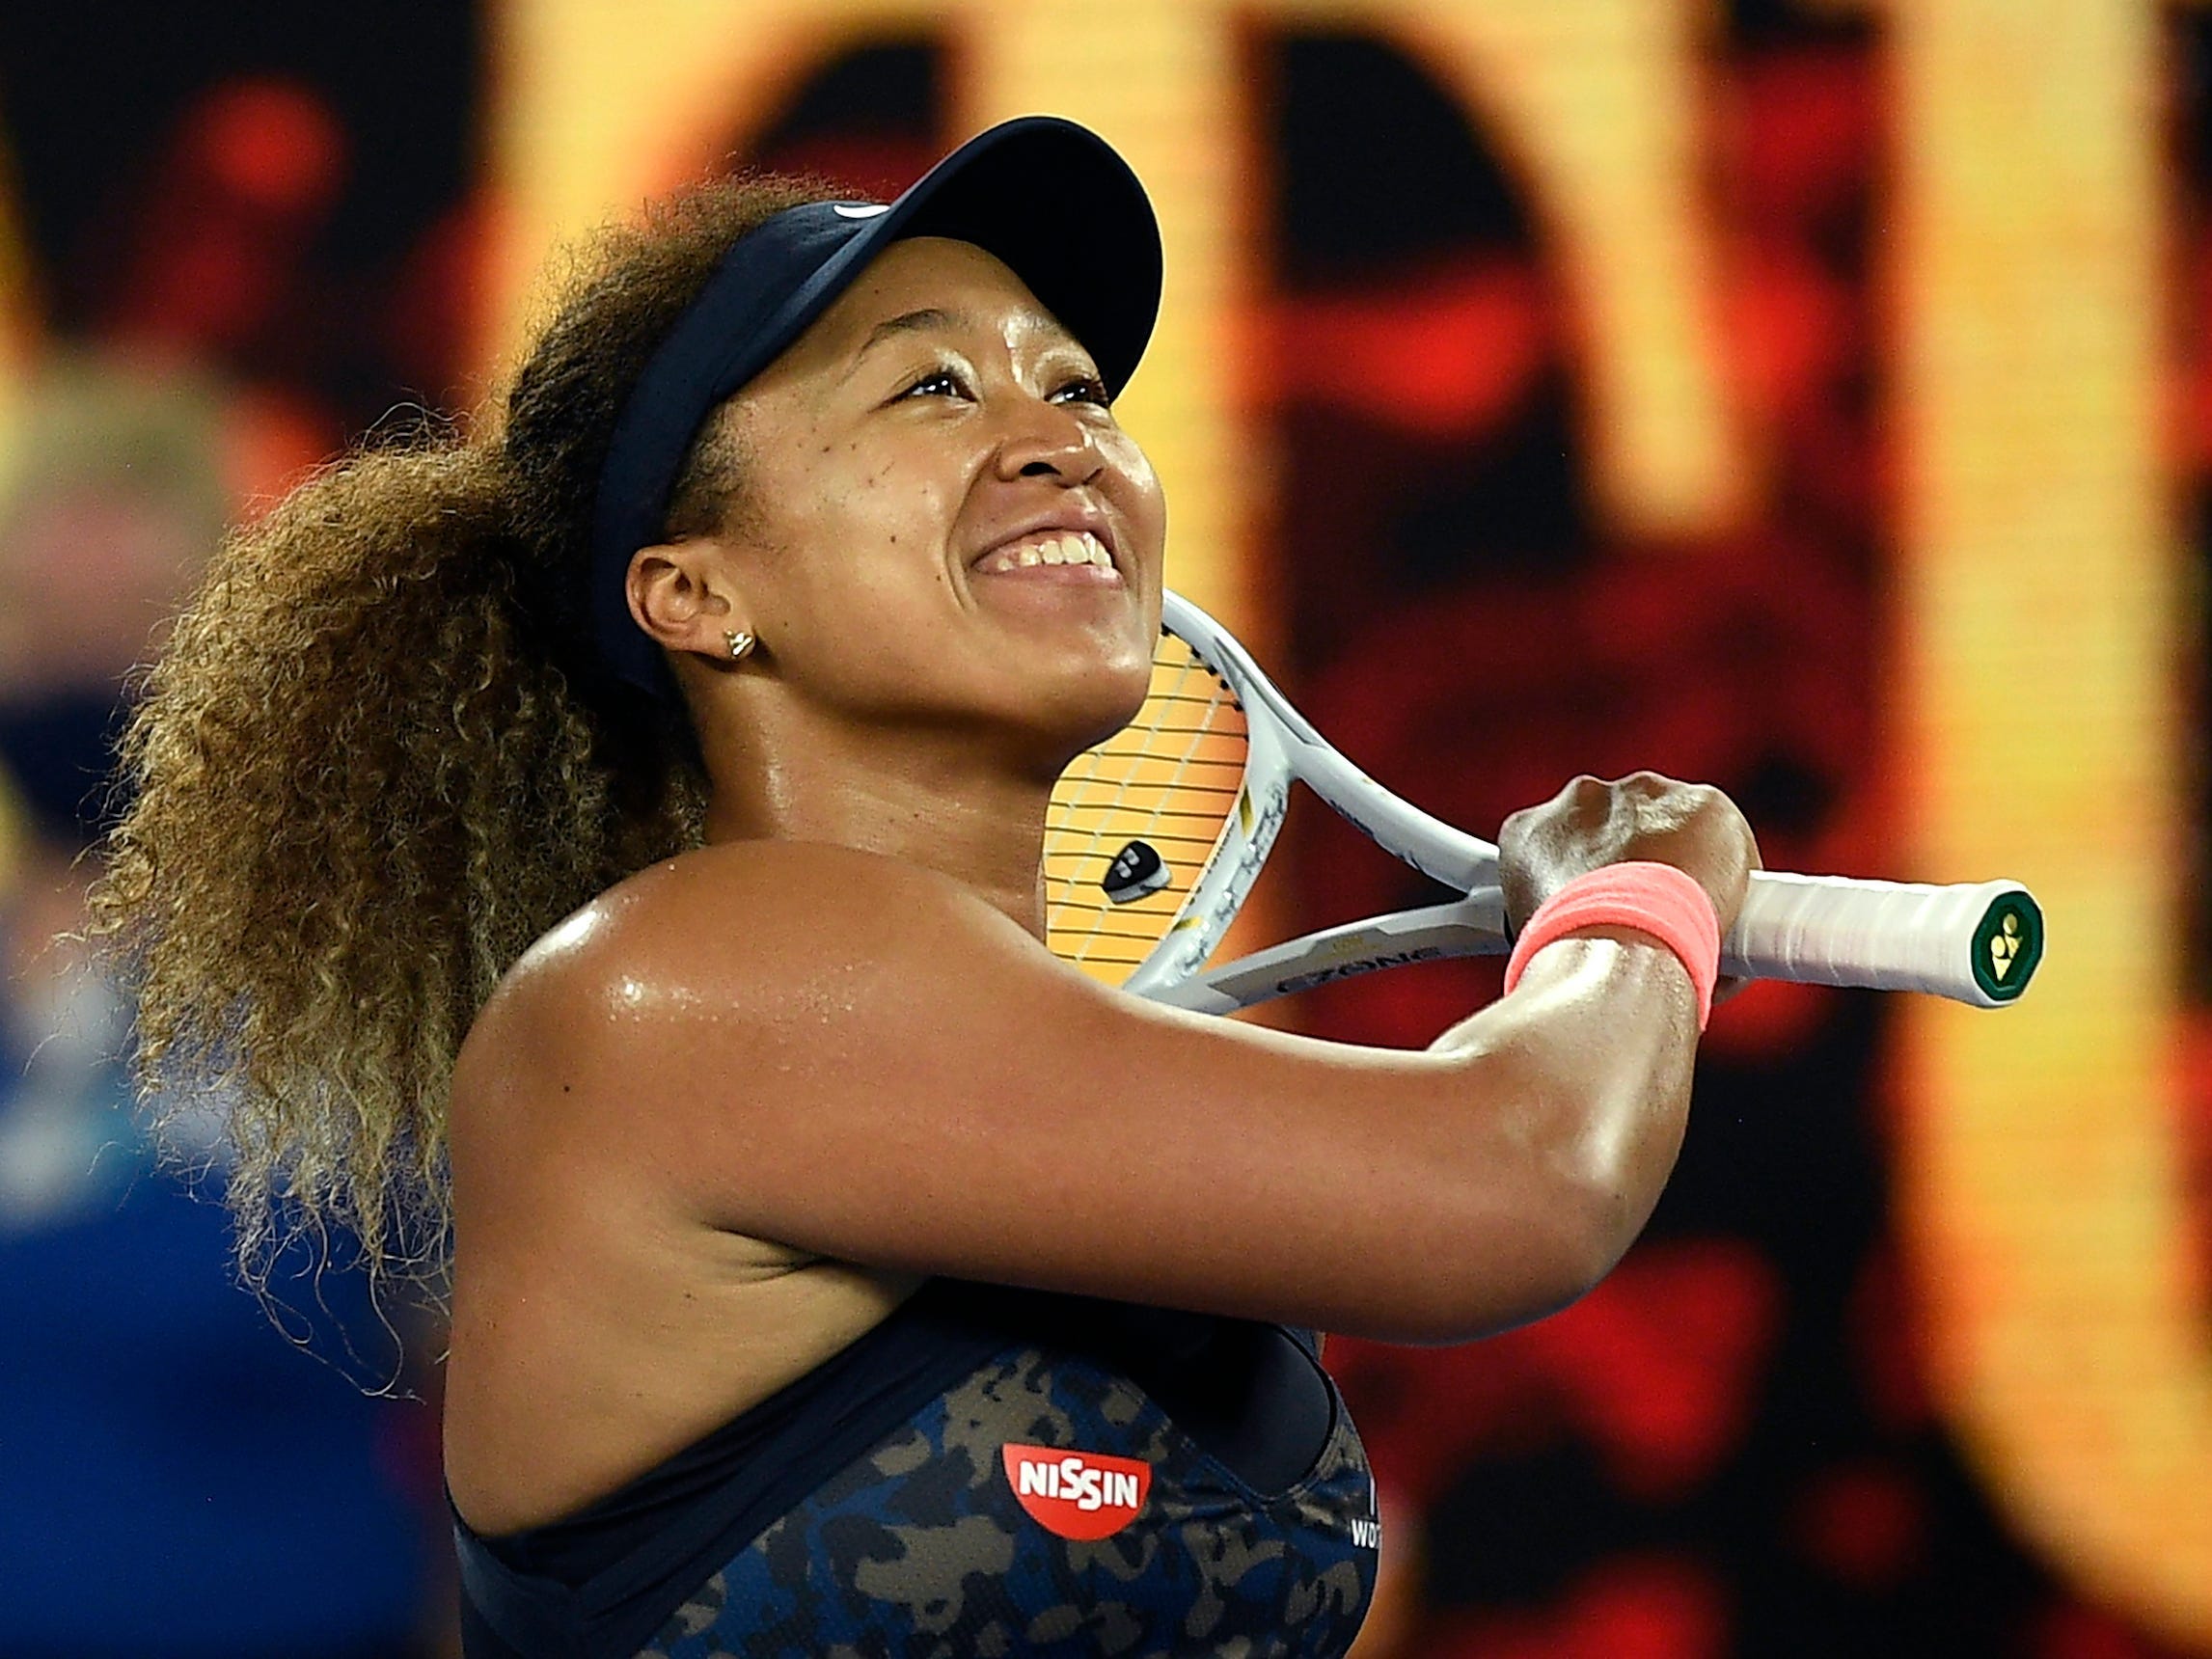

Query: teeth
left=978, top=530, right=1115, bottom=574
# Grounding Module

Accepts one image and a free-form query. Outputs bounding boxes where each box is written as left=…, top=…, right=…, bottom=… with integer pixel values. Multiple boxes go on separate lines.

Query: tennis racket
left=1044, top=591, right=2043, bottom=1015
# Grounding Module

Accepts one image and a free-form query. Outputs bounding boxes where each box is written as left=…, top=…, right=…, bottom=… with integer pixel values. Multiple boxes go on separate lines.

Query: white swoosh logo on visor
left=833, top=204, right=890, bottom=219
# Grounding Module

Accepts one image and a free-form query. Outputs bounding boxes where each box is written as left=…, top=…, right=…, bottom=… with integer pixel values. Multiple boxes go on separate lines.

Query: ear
left=625, top=537, right=750, bottom=662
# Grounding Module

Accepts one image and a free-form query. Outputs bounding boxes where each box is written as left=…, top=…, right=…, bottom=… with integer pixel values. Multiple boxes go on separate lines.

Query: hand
left=1498, top=772, right=1760, bottom=938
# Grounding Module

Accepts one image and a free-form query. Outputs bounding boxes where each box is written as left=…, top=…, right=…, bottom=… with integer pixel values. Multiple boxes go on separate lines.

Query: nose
left=992, top=394, right=1104, bottom=485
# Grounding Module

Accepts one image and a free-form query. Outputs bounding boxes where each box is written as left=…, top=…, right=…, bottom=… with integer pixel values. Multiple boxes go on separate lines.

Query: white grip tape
left=1728, top=872, right=2036, bottom=1008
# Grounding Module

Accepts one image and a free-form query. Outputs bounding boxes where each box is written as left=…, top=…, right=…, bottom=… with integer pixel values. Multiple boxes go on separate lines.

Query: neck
left=697, top=700, right=1056, bottom=938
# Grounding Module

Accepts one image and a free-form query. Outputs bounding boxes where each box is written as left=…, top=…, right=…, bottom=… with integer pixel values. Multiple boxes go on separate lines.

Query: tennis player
left=92, top=118, right=1757, bottom=1657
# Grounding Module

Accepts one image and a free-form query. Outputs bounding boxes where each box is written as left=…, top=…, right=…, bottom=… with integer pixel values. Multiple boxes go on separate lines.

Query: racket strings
left=1044, top=632, right=1250, bottom=981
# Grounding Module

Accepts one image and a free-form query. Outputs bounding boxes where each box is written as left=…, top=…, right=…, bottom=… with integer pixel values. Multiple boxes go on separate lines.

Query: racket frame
left=1106, top=593, right=2040, bottom=1015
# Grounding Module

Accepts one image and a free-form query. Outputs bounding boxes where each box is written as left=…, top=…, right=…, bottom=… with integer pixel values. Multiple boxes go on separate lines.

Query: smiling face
left=628, top=234, right=1166, bottom=777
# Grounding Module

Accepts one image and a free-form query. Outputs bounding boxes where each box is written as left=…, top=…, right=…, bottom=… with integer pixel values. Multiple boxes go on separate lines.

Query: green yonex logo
left=1972, top=892, right=2043, bottom=1003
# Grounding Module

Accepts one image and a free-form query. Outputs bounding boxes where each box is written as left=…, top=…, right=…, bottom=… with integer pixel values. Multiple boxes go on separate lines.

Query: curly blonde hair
left=88, top=172, right=839, bottom=1295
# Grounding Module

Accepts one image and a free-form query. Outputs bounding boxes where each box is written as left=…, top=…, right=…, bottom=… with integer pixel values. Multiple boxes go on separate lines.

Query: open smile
left=972, top=528, right=1119, bottom=579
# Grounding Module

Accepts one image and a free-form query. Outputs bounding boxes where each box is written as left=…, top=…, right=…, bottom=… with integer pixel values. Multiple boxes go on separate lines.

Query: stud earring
left=723, top=630, right=756, bottom=664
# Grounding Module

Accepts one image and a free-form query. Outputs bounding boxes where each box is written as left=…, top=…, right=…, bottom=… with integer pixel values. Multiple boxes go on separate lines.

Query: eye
left=1050, top=374, right=1112, bottom=409
left=897, top=367, right=972, bottom=402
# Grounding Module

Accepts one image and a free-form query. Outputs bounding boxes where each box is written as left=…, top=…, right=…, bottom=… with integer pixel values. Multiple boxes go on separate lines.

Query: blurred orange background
left=0, top=2, right=2203, bottom=1655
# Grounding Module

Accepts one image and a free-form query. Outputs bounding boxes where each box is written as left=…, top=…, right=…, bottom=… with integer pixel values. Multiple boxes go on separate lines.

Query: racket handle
left=1728, top=872, right=2041, bottom=1008
left=1146, top=874, right=2041, bottom=1015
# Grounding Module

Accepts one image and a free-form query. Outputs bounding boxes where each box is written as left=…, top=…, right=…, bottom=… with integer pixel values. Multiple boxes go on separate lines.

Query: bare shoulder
left=449, top=839, right=1048, bottom=1192
left=456, top=839, right=1024, bottom=1094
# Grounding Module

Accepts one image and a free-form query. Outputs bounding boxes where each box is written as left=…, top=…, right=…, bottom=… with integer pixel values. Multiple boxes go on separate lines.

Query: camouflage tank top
left=452, top=1277, right=1378, bottom=1658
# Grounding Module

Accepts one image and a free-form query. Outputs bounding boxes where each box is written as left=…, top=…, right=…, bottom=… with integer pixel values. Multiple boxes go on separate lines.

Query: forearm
left=1431, top=928, right=1703, bottom=1296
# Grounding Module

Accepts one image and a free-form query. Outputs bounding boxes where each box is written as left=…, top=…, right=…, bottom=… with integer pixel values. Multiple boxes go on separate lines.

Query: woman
left=93, top=119, right=1756, bottom=1658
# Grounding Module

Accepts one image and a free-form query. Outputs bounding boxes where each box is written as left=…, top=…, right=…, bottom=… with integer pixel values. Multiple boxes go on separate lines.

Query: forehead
left=770, top=236, right=1081, bottom=375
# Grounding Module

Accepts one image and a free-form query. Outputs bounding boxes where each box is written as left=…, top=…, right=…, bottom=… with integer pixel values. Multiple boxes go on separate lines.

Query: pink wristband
left=1502, top=861, right=1723, bottom=1029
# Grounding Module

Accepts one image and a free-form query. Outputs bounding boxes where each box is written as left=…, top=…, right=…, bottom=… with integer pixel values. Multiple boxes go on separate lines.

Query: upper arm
left=462, top=843, right=1683, bottom=1344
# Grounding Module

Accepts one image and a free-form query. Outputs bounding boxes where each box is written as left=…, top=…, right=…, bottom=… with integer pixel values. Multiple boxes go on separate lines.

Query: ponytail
left=90, top=437, right=701, bottom=1292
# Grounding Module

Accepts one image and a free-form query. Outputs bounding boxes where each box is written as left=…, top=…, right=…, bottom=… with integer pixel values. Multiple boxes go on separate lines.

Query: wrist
left=1502, top=861, right=1723, bottom=1028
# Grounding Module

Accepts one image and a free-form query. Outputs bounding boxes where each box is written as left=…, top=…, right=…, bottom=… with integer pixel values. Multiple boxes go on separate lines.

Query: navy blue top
left=452, top=1278, right=1377, bottom=1658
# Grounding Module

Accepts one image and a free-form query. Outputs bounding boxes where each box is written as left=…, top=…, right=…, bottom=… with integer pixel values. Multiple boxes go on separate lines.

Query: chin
left=1076, top=667, right=1154, bottom=748
left=1008, top=650, right=1154, bottom=775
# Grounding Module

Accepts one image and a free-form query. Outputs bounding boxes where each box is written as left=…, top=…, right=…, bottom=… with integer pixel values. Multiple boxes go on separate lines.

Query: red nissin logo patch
left=1000, top=1444, right=1151, bottom=1539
